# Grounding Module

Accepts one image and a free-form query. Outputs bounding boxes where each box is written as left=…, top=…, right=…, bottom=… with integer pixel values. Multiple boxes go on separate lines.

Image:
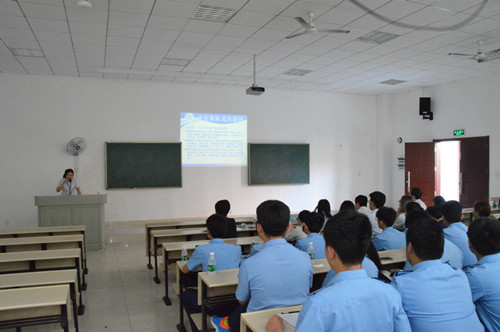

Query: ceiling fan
left=449, top=41, right=500, bottom=63
left=286, top=12, right=350, bottom=39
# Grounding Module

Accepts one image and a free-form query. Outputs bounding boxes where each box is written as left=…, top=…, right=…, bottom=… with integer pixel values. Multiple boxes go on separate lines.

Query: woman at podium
left=56, top=168, right=81, bottom=196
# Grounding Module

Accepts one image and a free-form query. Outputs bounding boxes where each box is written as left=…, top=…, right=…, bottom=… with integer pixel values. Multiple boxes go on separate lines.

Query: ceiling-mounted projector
left=247, top=54, right=265, bottom=96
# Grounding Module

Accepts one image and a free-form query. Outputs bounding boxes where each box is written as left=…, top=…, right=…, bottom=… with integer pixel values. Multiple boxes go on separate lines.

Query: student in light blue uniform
left=295, top=212, right=326, bottom=259
left=442, top=200, right=478, bottom=266
left=266, top=211, right=411, bottom=332
left=322, top=256, right=379, bottom=286
left=181, top=214, right=242, bottom=332
left=392, top=218, right=483, bottom=332
left=211, top=200, right=313, bottom=332
left=373, top=207, right=406, bottom=251
left=465, top=217, right=500, bottom=332
left=402, top=210, right=463, bottom=271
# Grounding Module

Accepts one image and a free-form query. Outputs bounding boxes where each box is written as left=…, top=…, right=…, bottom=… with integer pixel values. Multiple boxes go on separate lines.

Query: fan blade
left=318, top=28, right=350, bottom=34
left=485, top=48, right=500, bottom=55
left=286, top=31, right=308, bottom=39
left=294, top=17, right=310, bottom=29
left=448, top=52, right=474, bottom=57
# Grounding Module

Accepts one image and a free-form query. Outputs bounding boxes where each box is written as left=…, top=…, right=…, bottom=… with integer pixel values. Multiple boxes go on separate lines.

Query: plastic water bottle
left=252, top=215, right=257, bottom=228
left=208, top=252, right=216, bottom=275
left=307, top=242, right=315, bottom=260
left=181, top=246, right=188, bottom=261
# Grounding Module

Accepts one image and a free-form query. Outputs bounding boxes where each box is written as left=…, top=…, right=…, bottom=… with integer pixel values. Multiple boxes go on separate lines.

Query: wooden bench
left=0, top=248, right=86, bottom=307
left=0, top=285, right=72, bottom=331
left=0, top=226, right=88, bottom=274
left=0, top=270, right=81, bottom=331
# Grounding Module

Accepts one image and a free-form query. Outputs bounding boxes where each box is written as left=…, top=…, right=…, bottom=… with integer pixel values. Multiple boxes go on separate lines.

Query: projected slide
left=180, top=112, right=247, bottom=166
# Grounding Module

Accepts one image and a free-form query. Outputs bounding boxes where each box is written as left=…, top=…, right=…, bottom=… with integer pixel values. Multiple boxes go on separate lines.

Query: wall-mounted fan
left=449, top=41, right=500, bottom=63
left=66, top=137, right=87, bottom=156
left=286, top=12, right=350, bottom=39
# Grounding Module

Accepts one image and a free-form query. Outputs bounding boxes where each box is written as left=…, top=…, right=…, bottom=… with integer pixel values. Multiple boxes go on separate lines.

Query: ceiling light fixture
left=76, top=0, right=92, bottom=8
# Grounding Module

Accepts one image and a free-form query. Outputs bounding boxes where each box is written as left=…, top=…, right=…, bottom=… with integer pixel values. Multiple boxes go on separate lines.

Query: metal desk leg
left=153, top=237, right=160, bottom=284
left=202, top=282, right=208, bottom=332
left=79, top=258, right=87, bottom=291
left=147, top=227, right=153, bottom=269
left=61, top=303, right=69, bottom=332
left=75, top=259, right=85, bottom=315
left=176, top=269, right=186, bottom=332
left=81, top=232, right=89, bottom=274
left=69, top=283, right=79, bottom=332
left=162, top=250, right=171, bottom=306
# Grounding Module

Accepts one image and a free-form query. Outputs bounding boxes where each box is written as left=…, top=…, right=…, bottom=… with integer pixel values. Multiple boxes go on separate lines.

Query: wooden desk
left=0, top=285, right=71, bottom=331
left=241, top=305, right=302, bottom=332
left=379, top=248, right=406, bottom=270
left=0, top=248, right=86, bottom=303
left=0, top=225, right=88, bottom=274
left=161, top=237, right=263, bottom=305
left=0, top=270, right=81, bottom=331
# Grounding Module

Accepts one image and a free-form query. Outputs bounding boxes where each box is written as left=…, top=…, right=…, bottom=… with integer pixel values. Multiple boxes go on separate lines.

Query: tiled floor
left=5, top=224, right=185, bottom=332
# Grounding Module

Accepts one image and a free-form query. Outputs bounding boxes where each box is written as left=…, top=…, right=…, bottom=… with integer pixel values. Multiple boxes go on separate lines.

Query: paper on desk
left=278, top=312, right=299, bottom=329
left=313, top=263, right=324, bottom=268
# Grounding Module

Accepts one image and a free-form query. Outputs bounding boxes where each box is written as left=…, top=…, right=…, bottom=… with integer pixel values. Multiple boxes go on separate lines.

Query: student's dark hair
left=355, top=195, right=368, bottom=207
left=405, top=210, right=431, bottom=229
left=376, top=207, right=397, bottom=227
left=399, top=196, right=413, bottom=213
left=63, top=169, right=74, bottom=178
left=474, top=201, right=491, bottom=218
left=339, top=200, right=356, bottom=213
left=410, top=187, right=423, bottom=199
left=215, top=200, right=230, bottom=216
left=441, top=200, right=462, bottom=223
left=405, top=202, right=423, bottom=215
left=298, top=210, right=311, bottom=224
left=256, top=200, right=290, bottom=237
left=323, top=211, right=371, bottom=266
left=369, top=191, right=386, bottom=209
left=426, top=206, right=442, bottom=220
left=366, top=241, right=383, bottom=270
left=467, top=217, right=500, bottom=256
left=406, top=218, right=444, bottom=260
left=317, top=199, right=332, bottom=218
left=206, top=214, right=227, bottom=239
left=304, top=213, right=323, bottom=233
left=433, top=196, right=446, bottom=207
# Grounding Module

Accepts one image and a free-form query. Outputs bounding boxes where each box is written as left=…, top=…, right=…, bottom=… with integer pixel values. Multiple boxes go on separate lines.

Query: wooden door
left=405, top=142, right=435, bottom=207
left=460, top=136, right=489, bottom=208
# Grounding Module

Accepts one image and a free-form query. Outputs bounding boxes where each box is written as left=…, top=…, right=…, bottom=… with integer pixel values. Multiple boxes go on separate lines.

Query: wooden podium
left=34, top=194, right=107, bottom=250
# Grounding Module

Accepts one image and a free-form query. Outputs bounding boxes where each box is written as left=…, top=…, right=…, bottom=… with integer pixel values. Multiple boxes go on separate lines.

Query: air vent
left=380, top=79, right=406, bottom=85
left=283, top=68, right=312, bottom=76
left=192, top=5, right=236, bottom=22
left=10, top=48, right=44, bottom=57
left=358, top=31, right=400, bottom=45
left=161, top=58, right=191, bottom=66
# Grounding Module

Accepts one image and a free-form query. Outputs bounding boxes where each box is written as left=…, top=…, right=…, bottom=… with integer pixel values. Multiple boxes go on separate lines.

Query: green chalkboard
left=248, top=143, right=309, bottom=185
left=106, top=143, right=182, bottom=189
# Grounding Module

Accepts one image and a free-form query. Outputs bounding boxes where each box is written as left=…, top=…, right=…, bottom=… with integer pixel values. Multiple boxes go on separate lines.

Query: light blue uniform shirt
left=373, top=227, right=406, bottom=251
left=464, top=253, right=500, bottom=332
left=392, top=260, right=483, bottom=332
left=236, top=238, right=312, bottom=312
left=322, top=257, right=379, bottom=287
left=186, top=238, right=241, bottom=272
left=444, top=222, right=478, bottom=267
left=404, top=239, right=463, bottom=271
left=295, top=233, right=326, bottom=259
left=296, top=269, right=411, bottom=332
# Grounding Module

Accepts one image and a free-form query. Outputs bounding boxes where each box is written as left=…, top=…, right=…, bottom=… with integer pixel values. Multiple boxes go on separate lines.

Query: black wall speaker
left=419, top=97, right=431, bottom=115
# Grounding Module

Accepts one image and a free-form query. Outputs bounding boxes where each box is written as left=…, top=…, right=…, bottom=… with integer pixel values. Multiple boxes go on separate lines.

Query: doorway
left=435, top=140, right=460, bottom=201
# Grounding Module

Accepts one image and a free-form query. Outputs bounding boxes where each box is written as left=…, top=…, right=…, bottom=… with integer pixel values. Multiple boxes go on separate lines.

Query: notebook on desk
left=278, top=312, right=300, bottom=330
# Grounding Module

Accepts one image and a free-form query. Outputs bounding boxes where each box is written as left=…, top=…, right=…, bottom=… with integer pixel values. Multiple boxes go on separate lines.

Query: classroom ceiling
left=1, top=0, right=500, bottom=95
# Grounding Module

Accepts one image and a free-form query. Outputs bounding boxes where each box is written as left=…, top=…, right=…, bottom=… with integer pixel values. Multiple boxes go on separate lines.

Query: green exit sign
left=453, top=129, right=465, bottom=136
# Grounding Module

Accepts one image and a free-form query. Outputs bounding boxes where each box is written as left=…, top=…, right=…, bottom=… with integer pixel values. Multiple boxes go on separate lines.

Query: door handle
left=407, top=171, right=411, bottom=194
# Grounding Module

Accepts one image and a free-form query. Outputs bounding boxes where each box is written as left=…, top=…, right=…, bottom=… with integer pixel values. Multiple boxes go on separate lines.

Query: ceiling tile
left=109, top=11, right=149, bottom=28
left=110, top=0, right=155, bottom=15
left=151, top=1, right=199, bottom=18
left=147, top=16, right=188, bottom=30
left=66, top=8, right=108, bottom=24
left=1, top=15, right=32, bottom=30
left=230, top=10, right=275, bottom=27
left=18, top=2, right=66, bottom=20
left=27, top=18, right=69, bottom=32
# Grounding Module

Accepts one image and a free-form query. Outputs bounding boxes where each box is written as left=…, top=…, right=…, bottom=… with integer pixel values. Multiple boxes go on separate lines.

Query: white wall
left=0, top=74, right=378, bottom=228
left=381, top=72, right=500, bottom=208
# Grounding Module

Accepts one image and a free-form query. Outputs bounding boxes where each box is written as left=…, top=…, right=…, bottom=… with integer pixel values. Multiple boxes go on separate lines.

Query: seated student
left=211, top=200, right=313, bottom=332
left=392, top=218, right=483, bottom=332
left=215, top=199, right=237, bottom=238
left=285, top=210, right=308, bottom=243
left=266, top=211, right=411, bottom=332
left=394, top=195, right=413, bottom=231
left=433, top=195, right=446, bottom=208
left=373, top=207, right=406, bottom=251
left=427, top=205, right=446, bottom=228
left=315, top=199, right=332, bottom=233
left=339, top=200, right=356, bottom=213
left=295, top=213, right=326, bottom=259
left=355, top=195, right=371, bottom=216
left=465, top=217, right=500, bottom=332
left=181, top=214, right=242, bottom=332
left=410, top=187, right=427, bottom=209
left=368, top=191, right=385, bottom=235
left=473, top=201, right=492, bottom=219
left=442, top=200, right=478, bottom=267
left=403, top=210, right=463, bottom=271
